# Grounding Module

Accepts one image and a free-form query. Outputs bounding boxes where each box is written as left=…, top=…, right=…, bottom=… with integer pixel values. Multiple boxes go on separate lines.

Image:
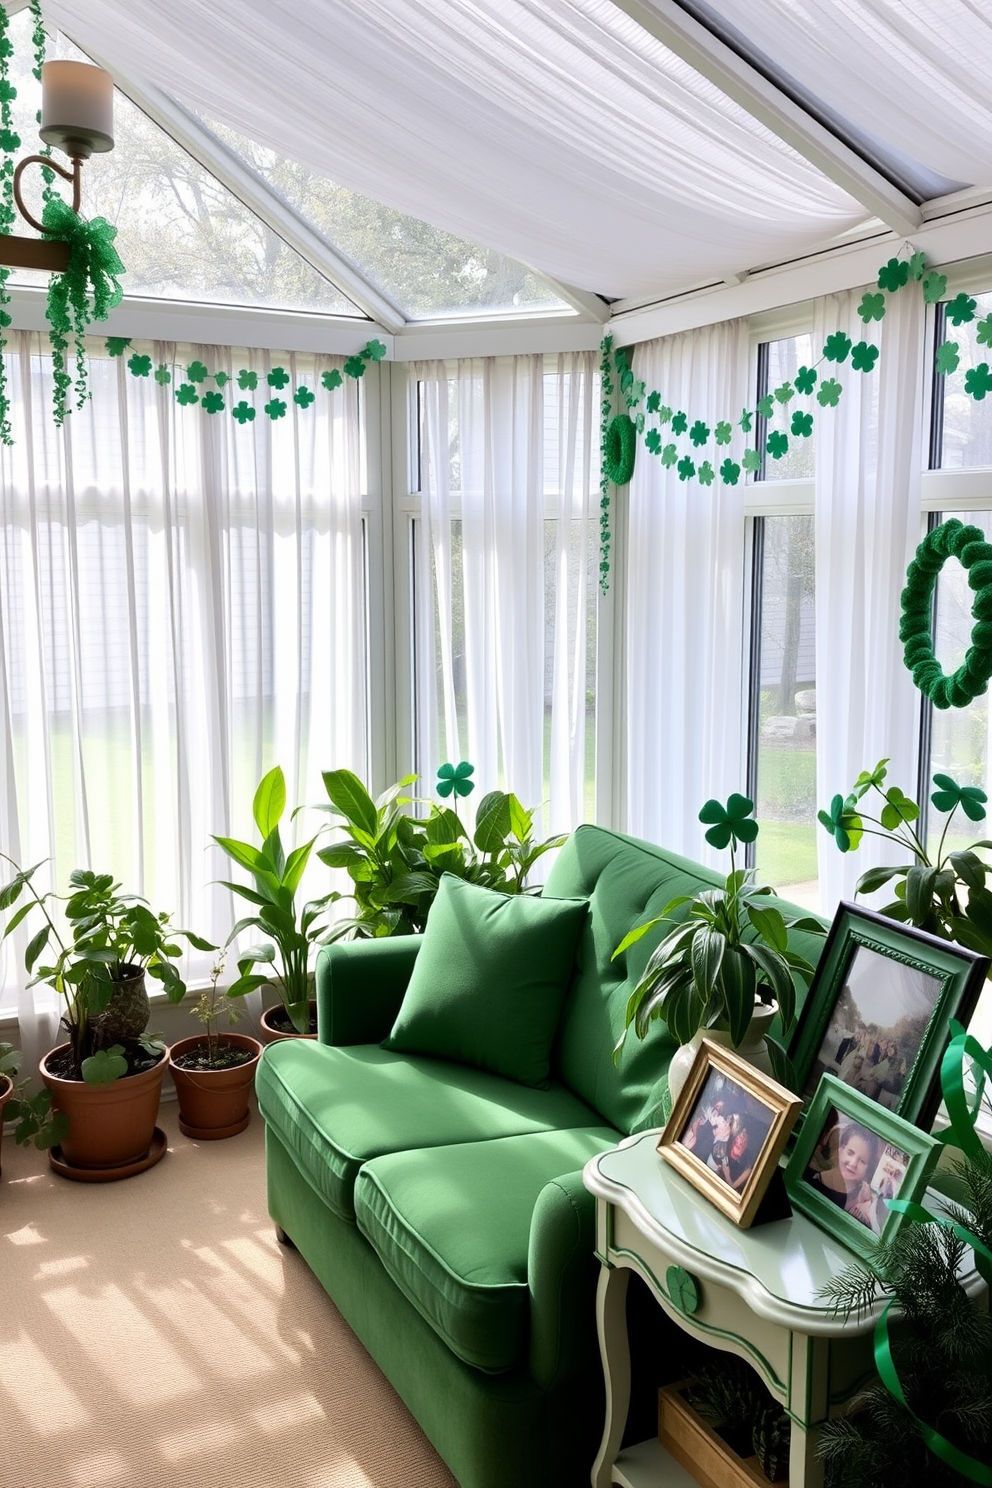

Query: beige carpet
left=0, top=1099, right=458, bottom=1488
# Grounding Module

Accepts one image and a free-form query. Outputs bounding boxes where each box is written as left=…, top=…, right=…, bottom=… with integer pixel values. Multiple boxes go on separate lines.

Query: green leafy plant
left=213, top=765, right=341, bottom=1034
left=689, top=1355, right=790, bottom=1481
left=316, top=767, right=567, bottom=940
left=0, top=857, right=213, bottom=1081
left=818, top=759, right=992, bottom=961
left=0, top=1037, right=68, bottom=1150
left=182, top=955, right=252, bottom=1070
left=612, top=795, right=824, bottom=1075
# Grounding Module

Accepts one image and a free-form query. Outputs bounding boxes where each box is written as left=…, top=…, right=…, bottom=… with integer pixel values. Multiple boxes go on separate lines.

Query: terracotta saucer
left=48, top=1125, right=169, bottom=1182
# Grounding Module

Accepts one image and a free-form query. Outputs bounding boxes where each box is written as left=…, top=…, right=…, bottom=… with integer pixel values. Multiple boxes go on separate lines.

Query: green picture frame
left=784, top=1073, right=939, bottom=1260
left=787, top=901, right=987, bottom=1132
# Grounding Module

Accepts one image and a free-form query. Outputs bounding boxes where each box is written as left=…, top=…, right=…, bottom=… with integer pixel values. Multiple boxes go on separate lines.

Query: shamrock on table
left=437, top=761, right=474, bottom=798
left=698, top=793, right=758, bottom=850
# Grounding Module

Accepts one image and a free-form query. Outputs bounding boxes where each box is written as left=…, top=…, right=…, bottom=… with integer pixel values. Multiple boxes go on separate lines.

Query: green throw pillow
left=383, top=874, right=586, bottom=1087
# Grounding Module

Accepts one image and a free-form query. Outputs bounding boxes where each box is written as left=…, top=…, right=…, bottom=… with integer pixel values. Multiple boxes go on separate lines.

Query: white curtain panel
left=0, top=334, right=365, bottom=1060
left=813, top=287, right=924, bottom=916
left=625, top=319, right=750, bottom=867
left=413, top=352, right=598, bottom=837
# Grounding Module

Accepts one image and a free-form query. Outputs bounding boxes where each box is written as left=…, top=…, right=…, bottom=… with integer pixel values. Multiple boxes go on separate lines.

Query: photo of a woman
left=802, top=1110, right=908, bottom=1236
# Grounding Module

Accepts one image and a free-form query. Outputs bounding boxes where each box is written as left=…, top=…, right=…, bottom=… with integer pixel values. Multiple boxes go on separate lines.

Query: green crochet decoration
left=899, top=519, right=992, bottom=709
left=42, top=195, right=125, bottom=425
left=603, top=412, right=636, bottom=485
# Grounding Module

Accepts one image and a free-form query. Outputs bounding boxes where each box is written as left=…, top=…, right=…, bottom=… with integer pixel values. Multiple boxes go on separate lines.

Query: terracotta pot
left=169, top=1033, right=263, bottom=1139
left=0, top=1073, right=12, bottom=1178
left=260, top=1001, right=318, bottom=1043
left=40, top=1042, right=167, bottom=1173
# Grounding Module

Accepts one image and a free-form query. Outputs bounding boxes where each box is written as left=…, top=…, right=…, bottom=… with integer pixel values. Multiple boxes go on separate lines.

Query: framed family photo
left=657, top=1040, right=802, bottom=1228
left=785, top=1074, right=939, bottom=1260
left=787, top=902, right=988, bottom=1133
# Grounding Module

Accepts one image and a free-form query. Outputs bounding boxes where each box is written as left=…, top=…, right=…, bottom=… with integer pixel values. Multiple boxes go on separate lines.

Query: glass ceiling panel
left=194, top=112, right=571, bottom=322
left=5, top=17, right=364, bottom=317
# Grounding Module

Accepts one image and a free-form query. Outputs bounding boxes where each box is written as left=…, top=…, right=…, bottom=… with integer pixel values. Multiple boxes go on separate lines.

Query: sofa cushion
left=256, top=1039, right=608, bottom=1221
left=354, top=1127, right=618, bottom=1373
left=382, top=874, right=586, bottom=1087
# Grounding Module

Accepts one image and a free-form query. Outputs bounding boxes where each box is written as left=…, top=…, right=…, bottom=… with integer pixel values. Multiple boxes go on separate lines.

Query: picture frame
left=784, top=1073, right=939, bottom=1260
left=787, top=901, right=987, bottom=1133
left=657, top=1039, right=803, bottom=1229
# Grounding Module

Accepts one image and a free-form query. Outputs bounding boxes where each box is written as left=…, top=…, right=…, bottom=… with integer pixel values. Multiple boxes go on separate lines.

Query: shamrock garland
left=899, top=518, right=992, bottom=709
left=105, top=336, right=387, bottom=422
left=598, top=247, right=992, bottom=574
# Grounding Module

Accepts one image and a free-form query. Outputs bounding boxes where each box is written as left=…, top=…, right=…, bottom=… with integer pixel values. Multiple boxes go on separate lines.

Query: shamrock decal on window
left=698, top=794, right=758, bottom=850
left=964, top=364, right=992, bottom=401
left=436, top=761, right=474, bottom=798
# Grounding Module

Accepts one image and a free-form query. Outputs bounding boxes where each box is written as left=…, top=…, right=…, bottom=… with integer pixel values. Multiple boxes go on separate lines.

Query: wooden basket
left=658, top=1381, right=784, bottom=1488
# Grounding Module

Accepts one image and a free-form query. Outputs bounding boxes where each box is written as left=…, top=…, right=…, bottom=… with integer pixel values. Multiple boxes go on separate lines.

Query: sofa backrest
left=542, top=824, right=828, bottom=1136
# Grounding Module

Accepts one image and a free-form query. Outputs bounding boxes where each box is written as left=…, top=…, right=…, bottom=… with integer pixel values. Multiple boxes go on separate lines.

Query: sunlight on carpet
left=0, top=1100, right=457, bottom=1488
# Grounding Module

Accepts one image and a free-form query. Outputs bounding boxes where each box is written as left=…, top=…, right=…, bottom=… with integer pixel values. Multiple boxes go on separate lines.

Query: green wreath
left=603, top=413, right=636, bottom=486
left=900, top=519, right=992, bottom=709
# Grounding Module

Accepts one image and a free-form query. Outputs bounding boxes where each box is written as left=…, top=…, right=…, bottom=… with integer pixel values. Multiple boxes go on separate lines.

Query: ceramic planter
left=668, top=1001, right=779, bottom=1104
left=259, top=1001, right=317, bottom=1043
left=169, top=1033, right=263, bottom=1139
left=89, top=964, right=150, bottom=1044
left=40, top=1041, right=168, bottom=1179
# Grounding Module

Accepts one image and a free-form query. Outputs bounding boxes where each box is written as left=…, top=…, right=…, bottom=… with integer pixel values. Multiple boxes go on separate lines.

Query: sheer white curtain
left=0, top=334, right=366, bottom=1065
left=813, top=288, right=924, bottom=913
left=413, top=352, right=598, bottom=835
left=625, top=320, right=750, bottom=865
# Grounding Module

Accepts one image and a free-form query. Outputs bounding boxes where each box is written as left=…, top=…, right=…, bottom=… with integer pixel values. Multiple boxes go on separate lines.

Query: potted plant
left=0, top=1039, right=20, bottom=1177
left=819, top=759, right=992, bottom=964
left=212, top=764, right=341, bottom=1037
left=169, top=956, right=262, bottom=1139
left=317, top=763, right=567, bottom=939
left=0, top=858, right=213, bottom=1176
left=612, top=795, right=825, bottom=1096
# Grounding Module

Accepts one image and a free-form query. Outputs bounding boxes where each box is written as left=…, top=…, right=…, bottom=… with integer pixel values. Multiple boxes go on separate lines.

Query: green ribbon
left=868, top=1023, right=992, bottom=1483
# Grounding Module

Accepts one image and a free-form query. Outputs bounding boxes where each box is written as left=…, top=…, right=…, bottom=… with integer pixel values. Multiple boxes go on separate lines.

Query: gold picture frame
left=657, top=1039, right=803, bottom=1228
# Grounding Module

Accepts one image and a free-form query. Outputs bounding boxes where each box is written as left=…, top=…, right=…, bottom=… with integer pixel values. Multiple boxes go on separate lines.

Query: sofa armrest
left=315, top=935, right=422, bottom=1045
left=527, top=1168, right=601, bottom=1390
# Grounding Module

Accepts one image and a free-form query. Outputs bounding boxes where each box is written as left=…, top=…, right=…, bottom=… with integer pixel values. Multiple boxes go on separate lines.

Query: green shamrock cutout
left=817, top=793, right=863, bottom=853
left=344, top=356, right=366, bottom=379
left=237, top=369, right=258, bottom=391
left=268, top=367, right=290, bottom=389
left=645, top=428, right=662, bottom=454
left=697, top=461, right=715, bottom=486
left=646, top=390, right=661, bottom=414
left=714, top=421, right=732, bottom=445
left=321, top=369, right=343, bottom=392
left=879, top=785, right=919, bottom=831
left=936, top=340, right=961, bottom=376
left=658, top=405, right=673, bottom=424
left=756, top=394, right=775, bottom=418
left=791, top=410, right=814, bottom=438
left=774, top=382, right=794, bottom=404
left=739, top=409, right=754, bottom=433
left=175, top=384, right=199, bottom=406
left=877, top=258, right=910, bottom=293
left=976, top=317, right=992, bottom=349
left=0, top=129, right=20, bottom=154
left=232, top=402, right=256, bottom=424
left=436, top=761, right=474, bottom=798
left=931, top=773, right=987, bottom=822
left=364, top=339, right=387, bottom=361
left=823, top=332, right=852, bottom=363
left=214, top=371, right=230, bottom=388
left=128, top=354, right=152, bottom=378
left=719, top=459, right=741, bottom=486
left=766, top=431, right=789, bottom=459
left=671, top=411, right=688, bottom=435
left=689, top=420, right=709, bottom=447
left=817, top=378, right=842, bottom=407
left=0, top=81, right=16, bottom=103
left=965, top=364, right=992, bottom=401
left=635, top=412, right=645, bottom=434
left=154, top=365, right=172, bottom=385
left=946, top=293, right=977, bottom=327
left=202, top=392, right=224, bottom=414
left=923, top=272, right=948, bottom=305
left=661, top=444, right=678, bottom=467
left=106, top=337, right=131, bottom=357
left=186, top=361, right=209, bottom=383
left=626, top=379, right=646, bottom=409
left=851, top=341, right=879, bottom=373
left=907, top=252, right=927, bottom=280
left=264, top=398, right=287, bottom=419
left=677, top=456, right=695, bottom=481
left=699, top=794, right=758, bottom=850
left=741, top=448, right=762, bottom=473
left=795, top=365, right=817, bottom=394
left=858, top=292, right=886, bottom=323
left=294, top=386, right=316, bottom=409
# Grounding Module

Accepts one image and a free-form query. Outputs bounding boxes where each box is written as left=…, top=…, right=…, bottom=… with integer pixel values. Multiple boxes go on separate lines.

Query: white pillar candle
left=40, top=61, right=114, bottom=155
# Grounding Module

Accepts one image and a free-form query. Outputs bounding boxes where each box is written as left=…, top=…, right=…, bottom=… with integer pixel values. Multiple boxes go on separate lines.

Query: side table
left=583, top=1129, right=982, bottom=1488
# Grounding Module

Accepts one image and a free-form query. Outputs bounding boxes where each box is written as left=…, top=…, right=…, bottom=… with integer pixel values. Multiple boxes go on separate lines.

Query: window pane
left=938, top=292, right=992, bottom=468
left=753, top=514, right=818, bottom=900
left=761, top=335, right=816, bottom=481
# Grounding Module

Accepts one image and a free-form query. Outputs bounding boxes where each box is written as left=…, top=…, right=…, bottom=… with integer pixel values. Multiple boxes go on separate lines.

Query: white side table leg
left=591, top=1263, right=631, bottom=1488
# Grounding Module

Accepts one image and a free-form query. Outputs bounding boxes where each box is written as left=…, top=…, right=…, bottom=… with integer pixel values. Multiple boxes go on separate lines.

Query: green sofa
left=255, top=824, right=825, bottom=1488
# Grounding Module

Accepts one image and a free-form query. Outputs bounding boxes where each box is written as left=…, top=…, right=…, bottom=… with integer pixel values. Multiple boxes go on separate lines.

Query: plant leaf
left=322, top=768, right=378, bottom=838
left=253, top=766, right=286, bottom=838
